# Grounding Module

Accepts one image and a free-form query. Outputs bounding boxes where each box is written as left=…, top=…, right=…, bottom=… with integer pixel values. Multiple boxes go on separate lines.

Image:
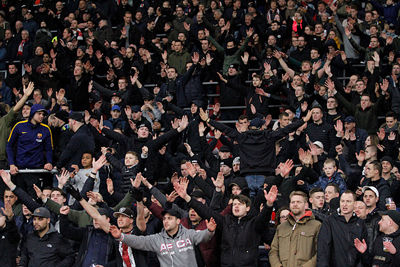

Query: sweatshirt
left=120, top=225, right=214, bottom=267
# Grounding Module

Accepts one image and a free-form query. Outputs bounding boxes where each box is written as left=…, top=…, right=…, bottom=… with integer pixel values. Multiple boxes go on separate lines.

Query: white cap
left=362, top=186, right=379, bottom=198
left=313, top=141, right=324, bottom=150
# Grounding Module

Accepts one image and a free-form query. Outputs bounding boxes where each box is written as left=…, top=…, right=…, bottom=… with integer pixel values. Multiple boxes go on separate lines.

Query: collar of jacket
left=161, top=224, right=184, bottom=239
left=288, top=209, right=313, bottom=225
left=35, top=224, right=57, bottom=239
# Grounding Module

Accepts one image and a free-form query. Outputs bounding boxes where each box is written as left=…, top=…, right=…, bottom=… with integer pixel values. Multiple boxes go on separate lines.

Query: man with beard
left=112, top=207, right=148, bottom=266
left=19, top=207, right=74, bottom=266
left=269, top=191, right=321, bottom=266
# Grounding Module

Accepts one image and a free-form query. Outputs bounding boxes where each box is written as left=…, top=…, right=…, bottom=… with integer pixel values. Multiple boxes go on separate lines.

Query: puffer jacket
left=269, top=210, right=321, bottom=267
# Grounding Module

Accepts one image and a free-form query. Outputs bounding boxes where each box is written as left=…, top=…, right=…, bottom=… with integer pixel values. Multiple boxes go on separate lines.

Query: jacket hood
left=30, top=104, right=47, bottom=118
left=288, top=209, right=314, bottom=225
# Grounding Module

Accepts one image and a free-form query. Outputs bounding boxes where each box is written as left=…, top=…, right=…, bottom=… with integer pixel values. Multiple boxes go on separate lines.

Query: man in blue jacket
left=6, top=104, right=53, bottom=197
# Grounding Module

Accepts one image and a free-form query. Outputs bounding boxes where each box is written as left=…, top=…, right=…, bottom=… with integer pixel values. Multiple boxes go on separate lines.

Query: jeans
left=245, top=175, right=266, bottom=198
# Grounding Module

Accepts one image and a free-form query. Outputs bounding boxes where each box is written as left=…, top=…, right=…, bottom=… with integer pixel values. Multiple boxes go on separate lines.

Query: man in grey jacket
left=110, top=209, right=216, bottom=267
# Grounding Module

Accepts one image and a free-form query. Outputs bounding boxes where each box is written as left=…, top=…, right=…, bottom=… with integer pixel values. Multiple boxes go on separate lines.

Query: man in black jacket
left=355, top=210, right=400, bottom=266
left=317, top=190, right=368, bottom=267
left=19, top=207, right=74, bottom=267
left=175, top=181, right=278, bottom=267
left=199, top=108, right=311, bottom=197
left=56, top=112, right=95, bottom=171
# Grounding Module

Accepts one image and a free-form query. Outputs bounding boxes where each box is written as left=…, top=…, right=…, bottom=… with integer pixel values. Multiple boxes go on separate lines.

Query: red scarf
left=17, top=39, right=26, bottom=56
left=292, top=19, right=303, bottom=32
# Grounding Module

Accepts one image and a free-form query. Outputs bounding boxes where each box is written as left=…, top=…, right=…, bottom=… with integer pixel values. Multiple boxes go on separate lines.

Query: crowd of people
left=0, top=0, right=400, bottom=266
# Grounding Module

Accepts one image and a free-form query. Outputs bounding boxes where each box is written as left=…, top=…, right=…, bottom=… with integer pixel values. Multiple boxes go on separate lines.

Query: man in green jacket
left=269, top=191, right=321, bottom=267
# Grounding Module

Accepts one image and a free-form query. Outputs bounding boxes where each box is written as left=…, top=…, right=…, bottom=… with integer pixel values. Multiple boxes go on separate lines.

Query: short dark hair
left=309, top=187, right=324, bottom=197
left=385, top=111, right=397, bottom=119
left=326, top=183, right=340, bottom=194
left=232, top=194, right=251, bottom=207
left=279, top=112, right=289, bottom=119
left=369, top=160, right=382, bottom=176
left=52, top=188, right=67, bottom=199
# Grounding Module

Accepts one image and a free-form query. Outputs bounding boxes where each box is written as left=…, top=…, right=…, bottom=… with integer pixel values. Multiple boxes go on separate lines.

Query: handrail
left=4, top=169, right=59, bottom=174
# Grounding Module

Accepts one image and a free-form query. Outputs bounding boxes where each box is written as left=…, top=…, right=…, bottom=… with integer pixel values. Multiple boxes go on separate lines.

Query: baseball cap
left=379, top=210, right=400, bottom=226
left=219, top=145, right=231, bottom=153
left=313, top=141, right=324, bottom=150
left=220, top=158, right=233, bottom=168
left=228, top=64, right=239, bottom=70
left=54, top=110, right=69, bottom=123
left=161, top=209, right=181, bottom=219
left=69, top=111, right=84, bottom=122
left=111, top=105, right=121, bottom=112
left=344, top=116, right=355, bottom=123
left=362, top=186, right=379, bottom=198
left=113, top=207, right=135, bottom=218
left=33, top=207, right=51, bottom=218
left=131, top=105, right=141, bottom=112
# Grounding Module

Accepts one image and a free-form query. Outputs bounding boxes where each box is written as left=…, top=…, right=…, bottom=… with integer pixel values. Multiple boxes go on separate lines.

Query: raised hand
left=92, top=155, right=107, bottom=172
left=206, top=217, right=217, bottom=232
left=1, top=201, right=14, bottom=220
left=185, top=162, right=197, bottom=177
left=23, top=82, right=35, bottom=96
left=354, top=238, right=367, bottom=254
left=302, top=110, right=312, bottom=122
left=177, top=115, right=189, bottom=132
left=33, top=184, right=44, bottom=200
left=211, top=172, right=225, bottom=189
left=0, top=170, right=13, bottom=188
left=56, top=170, right=70, bottom=188
left=192, top=52, right=199, bottom=64
left=334, top=120, right=344, bottom=136
left=216, top=72, right=227, bottom=83
left=198, top=122, right=206, bottom=136
left=166, top=191, right=179, bottom=203
left=280, top=159, right=294, bottom=177
left=377, top=128, right=386, bottom=141
left=106, top=178, right=114, bottom=195
left=110, top=225, right=122, bottom=239
left=132, top=173, right=143, bottom=188
left=355, top=150, right=366, bottom=163
left=264, top=185, right=278, bottom=206
left=199, top=108, right=209, bottom=122
left=59, top=205, right=70, bottom=215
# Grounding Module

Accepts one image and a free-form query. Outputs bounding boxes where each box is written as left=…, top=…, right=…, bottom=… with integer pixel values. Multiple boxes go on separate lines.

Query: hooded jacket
left=317, top=212, right=368, bottom=267
left=19, top=225, right=75, bottom=267
left=6, top=104, right=53, bottom=168
left=269, top=210, right=321, bottom=267
left=120, top=224, right=214, bottom=267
